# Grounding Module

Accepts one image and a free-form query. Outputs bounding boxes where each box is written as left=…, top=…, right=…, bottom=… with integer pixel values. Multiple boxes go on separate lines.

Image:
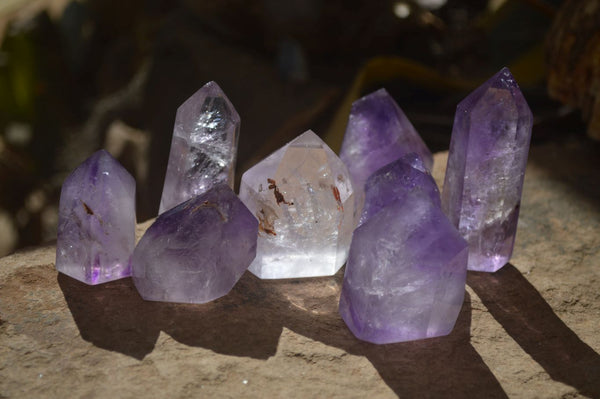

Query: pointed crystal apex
left=442, top=67, right=533, bottom=272
left=340, top=88, right=433, bottom=213
left=239, top=130, right=355, bottom=279
left=56, top=150, right=136, bottom=285
left=133, top=184, right=258, bottom=304
left=159, top=81, right=240, bottom=214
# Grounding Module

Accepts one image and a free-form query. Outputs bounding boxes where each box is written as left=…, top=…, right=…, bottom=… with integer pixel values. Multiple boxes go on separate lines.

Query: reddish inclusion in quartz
left=442, top=67, right=533, bottom=272
left=55, top=150, right=136, bottom=285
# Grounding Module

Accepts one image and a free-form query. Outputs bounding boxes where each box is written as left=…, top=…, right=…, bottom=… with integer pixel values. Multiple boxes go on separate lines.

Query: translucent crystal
left=442, top=68, right=533, bottom=272
left=55, top=150, right=136, bottom=285
left=159, top=81, right=240, bottom=214
left=239, top=130, right=355, bottom=279
left=359, top=152, right=441, bottom=226
left=132, top=184, right=258, bottom=304
left=339, top=192, right=468, bottom=344
left=339, top=88, right=433, bottom=207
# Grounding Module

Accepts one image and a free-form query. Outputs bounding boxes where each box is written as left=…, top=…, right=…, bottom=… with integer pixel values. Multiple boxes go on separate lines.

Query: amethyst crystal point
left=159, top=81, right=240, bottom=214
left=56, top=150, right=136, bottom=285
left=339, top=192, right=468, bottom=344
left=359, top=153, right=441, bottom=226
left=339, top=88, right=433, bottom=201
left=442, top=67, right=533, bottom=272
left=239, top=130, right=355, bottom=279
left=132, top=184, right=257, bottom=304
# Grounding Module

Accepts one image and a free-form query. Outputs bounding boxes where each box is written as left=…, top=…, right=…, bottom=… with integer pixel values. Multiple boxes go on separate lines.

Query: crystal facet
left=339, top=192, right=468, bottom=344
left=442, top=67, right=533, bottom=272
left=132, top=184, right=257, bottom=304
left=56, top=150, right=136, bottom=285
left=159, top=81, right=240, bottom=214
left=239, top=130, right=355, bottom=279
left=359, top=152, right=441, bottom=226
left=340, top=88, right=433, bottom=203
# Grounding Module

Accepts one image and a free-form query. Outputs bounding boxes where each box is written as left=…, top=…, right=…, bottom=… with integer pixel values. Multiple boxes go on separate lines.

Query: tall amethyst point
left=340, top=88, right=433, bottom=202
left=159, top=81, right=240, bottom=214
left=56, top=150, right=136, bottom=285
left=359, top=153, right=441, bottom=226
left=339, top=192, right=468, bottom=344
left=132, top=184, right=258, bottom=304
left=442, top=67, right=533, bottom=272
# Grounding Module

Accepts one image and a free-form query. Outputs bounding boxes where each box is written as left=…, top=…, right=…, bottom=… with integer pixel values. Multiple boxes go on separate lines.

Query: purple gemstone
left=442, top=67, right=533, bottom=272
left=359, top=153, right=441, bottom=226
left=339, top=192, right=468, bottom=344
left=55, top=150, right=136, bottom=285
left=132, top=184, right=258, bottom=304
left=159, top=81, right=240, bottom=214
left=340, top=88, right=433, bottom=201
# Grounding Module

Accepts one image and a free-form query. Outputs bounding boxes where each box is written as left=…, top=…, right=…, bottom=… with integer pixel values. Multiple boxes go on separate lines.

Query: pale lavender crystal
left=159, top=81, right=240, bottom=214
left=442, top=67, right=533, bottom=272
left=340, top=88, right=433, bottom=200
left=359, top=153, right=441, bottom=226
left=55, top=150, right=136, bottom=285
left=132, top=184, right=257, bottom=304
left=339, top=192, right=468, bottom=344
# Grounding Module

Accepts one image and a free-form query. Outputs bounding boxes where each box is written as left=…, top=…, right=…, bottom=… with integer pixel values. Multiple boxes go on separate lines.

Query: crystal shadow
left=59, top=269, right=506, bottom=398
left=468, top=264, right=600, bottom=398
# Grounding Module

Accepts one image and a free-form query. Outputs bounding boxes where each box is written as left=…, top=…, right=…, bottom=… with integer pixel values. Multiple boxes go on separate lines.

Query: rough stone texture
left=1, top=139, right=599, bottom=398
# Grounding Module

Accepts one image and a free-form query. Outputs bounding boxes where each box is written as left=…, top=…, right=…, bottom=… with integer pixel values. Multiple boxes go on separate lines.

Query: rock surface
left=1, top=139, right=599, bottom=398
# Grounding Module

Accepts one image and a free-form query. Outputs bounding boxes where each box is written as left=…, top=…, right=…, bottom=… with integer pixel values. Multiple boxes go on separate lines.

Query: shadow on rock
left=60, top=269, right=507, bottom=398
left=468, top=264, right=600, bottom=398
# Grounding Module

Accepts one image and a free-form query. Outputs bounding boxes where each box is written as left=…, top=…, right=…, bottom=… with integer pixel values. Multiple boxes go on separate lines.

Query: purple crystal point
left=56, top=150, right=136, bottom=285
left=159, top=81, right=240, bottom=214
left=340, top=88, right=433, bottom=200
left=359, top=153, right=441, bottom=226
left=339, top=192, right=468, bottom=344
left=442, top=67, right=533, bottom=272
left=239, top=130, right=355, bottom=279
left=132, top=184, right=257, bottom=304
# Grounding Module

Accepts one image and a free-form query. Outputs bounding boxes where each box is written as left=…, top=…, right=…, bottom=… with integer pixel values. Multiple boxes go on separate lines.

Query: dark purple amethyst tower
left=442, top=67, right=533, bottom=272
left=339, top=191, right=468, bottom=344
left=359, top=153, right=441, bottom=226
left=55, top=150, right=136, bottom=285
left=132, top=184, right=258, bottom=304
left=340, top=88, right=433, bottom=207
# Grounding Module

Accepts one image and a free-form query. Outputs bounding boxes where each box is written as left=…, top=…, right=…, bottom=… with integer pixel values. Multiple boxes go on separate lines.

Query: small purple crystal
left=359, top=153, right=441, bottom=226
left=442, top=67, right=533, bottom=272
left=340, top=88, right=433, bottom=200
left=132, top=184, right=257, bottom=304
left=339, top=192, right=468, bottom=344
left=56, top=150, right=136, bottom=285
left=159, top=81, right=240, bottom=214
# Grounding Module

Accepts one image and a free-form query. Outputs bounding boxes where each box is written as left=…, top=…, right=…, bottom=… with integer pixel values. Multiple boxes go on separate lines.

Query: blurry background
left=0, top=0, right=596, bottom=256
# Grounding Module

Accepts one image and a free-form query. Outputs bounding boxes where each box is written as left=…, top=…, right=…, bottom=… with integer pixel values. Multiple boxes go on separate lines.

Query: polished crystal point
left=56, top=150, right=136, bottom=285
left=359, top=152, right=441, bottom=226
left=339, top=192, right=468, bottom=344
left=239, top=130, right=355, bottom=279
left=159, top=81, right=240, bottom=214
left=340, top=88, right=433, bottom=204
left=132, top=184, right=257, bottom=304
left=442, top=67, right=533, bottom=272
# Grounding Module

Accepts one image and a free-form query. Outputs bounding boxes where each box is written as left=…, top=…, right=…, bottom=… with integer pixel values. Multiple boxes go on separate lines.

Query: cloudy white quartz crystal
left=159, top=81, right=240, bottom=214
left=239, top=130, right=355, bottom=279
